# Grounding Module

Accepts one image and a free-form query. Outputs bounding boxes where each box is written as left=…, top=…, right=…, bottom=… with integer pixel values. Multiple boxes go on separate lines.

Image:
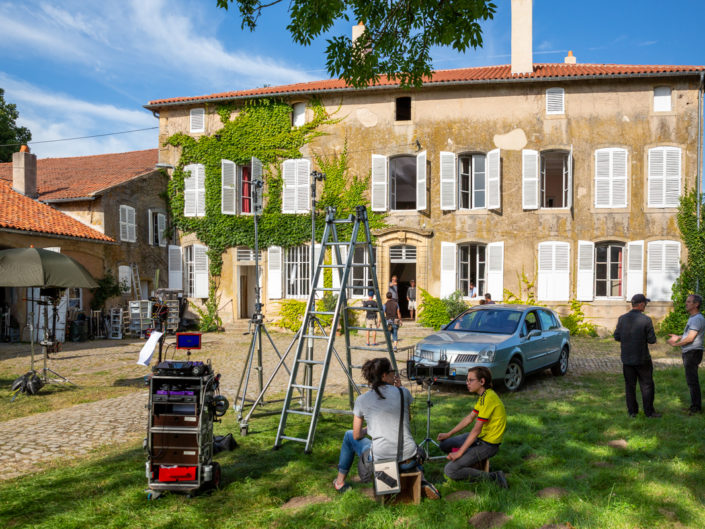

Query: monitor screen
left=176, top=332, right=202, bottom=349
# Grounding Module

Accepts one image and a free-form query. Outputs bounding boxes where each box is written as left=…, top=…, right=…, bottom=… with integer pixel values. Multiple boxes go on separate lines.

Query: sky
left=1, top=0, right=704, bottom=159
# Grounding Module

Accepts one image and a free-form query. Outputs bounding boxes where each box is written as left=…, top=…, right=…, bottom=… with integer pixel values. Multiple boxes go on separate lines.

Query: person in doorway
left=667, top=294, right=705, bottom=414
left=407, top=279, right=417, bottom=321
left=384, top=291, right=401, bottom=352
left=389, top=275, right=399, bottom=302
left=484, top=293, right=495, bottom=304
left=468, top=281, right=478, bottom=298
left=613, top=294, right=660, bottom=418
left=362, top=290, right=379, bottom=346
left=333, top=357, right=440, bottom=499
left=436, top=366, right=508, bottom=488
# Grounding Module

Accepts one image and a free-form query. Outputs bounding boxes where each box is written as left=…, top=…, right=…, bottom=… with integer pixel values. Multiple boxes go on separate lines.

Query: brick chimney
left=12, top=145, right=38, bottom=198
left=564, top=50, right=577, bottom=64
left=511, top=0, right=533, bottom=75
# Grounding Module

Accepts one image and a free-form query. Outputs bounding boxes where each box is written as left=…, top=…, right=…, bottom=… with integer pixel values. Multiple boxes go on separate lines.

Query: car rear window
left=448, top=309, right=521, bottom=334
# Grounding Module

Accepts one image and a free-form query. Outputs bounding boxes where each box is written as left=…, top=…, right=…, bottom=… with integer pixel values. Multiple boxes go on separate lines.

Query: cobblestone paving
left=0, top=325, right=684, bottom=481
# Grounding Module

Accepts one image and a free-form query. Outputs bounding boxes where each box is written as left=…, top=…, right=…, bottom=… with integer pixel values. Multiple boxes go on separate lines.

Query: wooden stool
left=377, top=471, right=422, bottom=505
left=471, top=458, right=490, bottom=472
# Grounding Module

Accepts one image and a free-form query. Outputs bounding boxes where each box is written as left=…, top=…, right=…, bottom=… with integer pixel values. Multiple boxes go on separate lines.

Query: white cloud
left=0, top=73, right=157, bottom=158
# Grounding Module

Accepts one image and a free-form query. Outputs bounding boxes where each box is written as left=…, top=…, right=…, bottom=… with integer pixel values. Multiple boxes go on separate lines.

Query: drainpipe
left=697, top=72, right=704, bottom=294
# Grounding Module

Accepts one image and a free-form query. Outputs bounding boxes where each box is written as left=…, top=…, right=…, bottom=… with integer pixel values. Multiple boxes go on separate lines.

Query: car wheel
left=504, top=358, right=524, bottom=392
left=551, top=347, right=569, bottom=376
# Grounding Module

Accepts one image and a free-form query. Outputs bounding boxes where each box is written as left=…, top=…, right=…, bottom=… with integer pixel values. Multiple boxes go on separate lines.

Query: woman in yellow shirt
left=436, top=366, right=508, bottom=488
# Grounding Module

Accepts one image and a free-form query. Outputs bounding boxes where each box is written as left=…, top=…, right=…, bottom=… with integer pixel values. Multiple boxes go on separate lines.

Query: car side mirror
left=528, top=329, right=542, bottom=338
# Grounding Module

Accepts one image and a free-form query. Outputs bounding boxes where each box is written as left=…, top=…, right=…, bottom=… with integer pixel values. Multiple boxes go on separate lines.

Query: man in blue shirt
left=668, top=294, right=705, bottom=414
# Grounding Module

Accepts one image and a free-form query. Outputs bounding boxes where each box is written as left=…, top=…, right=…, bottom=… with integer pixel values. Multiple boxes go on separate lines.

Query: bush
left=560, top=299, right=598, bottom=337
left=276, top=295, right=357, bottom=333
left=417, top=289, right=469, bottom=331
left=89, top=270, right=122, bottom=310
left=190, top=279, right=223, bottom=332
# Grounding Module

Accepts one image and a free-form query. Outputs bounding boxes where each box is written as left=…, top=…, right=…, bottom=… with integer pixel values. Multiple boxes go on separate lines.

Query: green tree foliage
left=660, top=189, right=705, bottom=335
left=215, top=0, right=496, bottom=88
left=560, top=299, right=598, bottom=337
left=0, top=88, right=32, bottom=162
left=417, top=289, right=469, bottom=330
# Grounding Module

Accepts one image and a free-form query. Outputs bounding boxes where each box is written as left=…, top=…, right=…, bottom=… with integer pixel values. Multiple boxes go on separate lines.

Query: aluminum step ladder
left=274, top=206, right=397, bottom=453
left=130, top=263, right=140, bottom=299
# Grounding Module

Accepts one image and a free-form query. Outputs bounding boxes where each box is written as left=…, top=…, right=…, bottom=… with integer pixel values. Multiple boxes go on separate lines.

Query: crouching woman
left=333, top=357, right=439, bottom=499
left=437, top=366, right=508, bottom=488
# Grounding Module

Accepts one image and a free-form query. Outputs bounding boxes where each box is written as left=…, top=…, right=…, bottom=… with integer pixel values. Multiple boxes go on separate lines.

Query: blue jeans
left=337, top=430, right=420, bottom=475
left=337, top=430, right=372, bottom=474
left=388, top=323, right=399, bottom=342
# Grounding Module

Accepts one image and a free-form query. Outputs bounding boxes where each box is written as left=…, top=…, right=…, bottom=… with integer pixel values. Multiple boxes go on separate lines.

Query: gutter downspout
left=697, top=72, right=703, bottom=294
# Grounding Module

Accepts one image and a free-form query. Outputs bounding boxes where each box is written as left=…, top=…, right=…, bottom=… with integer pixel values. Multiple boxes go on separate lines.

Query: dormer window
left=190, top=108, right=205, bottom=133
left=395, top=97, right=411, bottom=121
left=653, top=87, right=672, bottom=112
left=546, top=88, right=565, bottom=115
left=292, top=102, right=306, bottom=127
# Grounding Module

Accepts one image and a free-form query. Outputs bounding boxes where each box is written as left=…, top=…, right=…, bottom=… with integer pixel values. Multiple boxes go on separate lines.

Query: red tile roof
left=0, top=149, right=159, bottom=201
left=146, top=63, right=705, bottom=108
left=0, top=180, right=114, bottom=242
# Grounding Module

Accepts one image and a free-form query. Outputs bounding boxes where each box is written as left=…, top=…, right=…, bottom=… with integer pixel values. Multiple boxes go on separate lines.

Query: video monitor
left=175, top=332, right=202, bottom=350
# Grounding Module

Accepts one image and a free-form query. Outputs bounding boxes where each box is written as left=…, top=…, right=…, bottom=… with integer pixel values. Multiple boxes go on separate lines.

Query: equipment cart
left=146, top=367, right=220, bottom=498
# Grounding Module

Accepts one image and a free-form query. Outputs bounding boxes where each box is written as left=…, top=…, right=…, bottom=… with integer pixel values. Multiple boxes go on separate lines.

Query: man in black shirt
left=614, top=294, right=660, bottom=418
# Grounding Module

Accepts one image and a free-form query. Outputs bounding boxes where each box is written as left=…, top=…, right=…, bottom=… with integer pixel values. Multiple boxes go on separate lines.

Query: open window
left=222, top=157, right=263, bottom=215
left=439, top=241, right=503, bottom=300
left=148, top=209, right=166, bottom=246
left=540, top=149, right=572, bottom=208
left=440, top=150, right=500, bottom=211
left=395, top=97, right=411, bottom=121
left=184, top=244, right=209, bottom=298
left=371, top=152, right=427, bottom=211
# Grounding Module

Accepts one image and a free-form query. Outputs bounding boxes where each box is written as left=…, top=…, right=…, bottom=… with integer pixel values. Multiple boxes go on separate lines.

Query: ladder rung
left=350, top=345, right=390, bottom=351
left=280, top=435, right=308, bottom=443
left=310, top=311, right=335, bottom=316
left=347, top=325, right=385, bottom=332
left=291, top=384, right=319, bottom=390
left=315, top=287, right=342, bottom=292
left=332, top=218, right=354, bottom=224
left=347, top=306, right=380, bottom=311
left=320, top=264, right=344, bottom=268
left=286, top=409, right=314, bottom=416
left=326, top=242, right=350, bottom=246
left=301, top=334, right=328, bottom=340
left=298, top=359, right=324, bottom=365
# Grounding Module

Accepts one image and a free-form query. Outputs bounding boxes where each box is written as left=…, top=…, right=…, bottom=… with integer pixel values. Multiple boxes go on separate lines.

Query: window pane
left=389, top=156, right=416, bottom=210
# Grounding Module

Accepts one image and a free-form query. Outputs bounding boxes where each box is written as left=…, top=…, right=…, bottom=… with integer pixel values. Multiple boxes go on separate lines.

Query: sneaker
left=333, top=480, right=351, bottom=493
left=421, top=480, right=441, bottom=500
left=492, top=471, right=509, bottom=489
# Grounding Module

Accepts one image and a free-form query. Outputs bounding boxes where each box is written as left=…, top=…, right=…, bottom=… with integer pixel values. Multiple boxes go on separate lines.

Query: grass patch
left=1, top=368, right=704, bottom=528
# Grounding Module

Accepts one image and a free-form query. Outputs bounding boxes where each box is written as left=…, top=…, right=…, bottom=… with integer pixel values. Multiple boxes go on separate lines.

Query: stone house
left=145, top=5, right=704, bottom=331
left=0, top=148, right=170, bottom=335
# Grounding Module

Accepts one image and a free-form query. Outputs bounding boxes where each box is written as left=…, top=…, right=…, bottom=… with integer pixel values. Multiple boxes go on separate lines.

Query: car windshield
left=447, top=309, right=522, bottom=334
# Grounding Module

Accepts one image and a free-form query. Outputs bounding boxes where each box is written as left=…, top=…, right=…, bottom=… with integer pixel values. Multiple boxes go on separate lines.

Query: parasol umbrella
left=0, top=247, right=98, bottom=288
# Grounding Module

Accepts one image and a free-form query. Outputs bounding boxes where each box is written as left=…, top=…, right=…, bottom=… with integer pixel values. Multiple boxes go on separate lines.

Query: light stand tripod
left=38, top=290, right=75, bottom=386
left=416, top=377, right=446, bottom=460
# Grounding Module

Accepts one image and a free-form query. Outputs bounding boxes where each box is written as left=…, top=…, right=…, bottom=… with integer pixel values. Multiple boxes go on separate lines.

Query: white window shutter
left=538, top=242, right=570, bottom=301
left=522, top=149, right=539, bottom=210
left=296, top=159, right=311, bottom=213
left=281, top=160, right=296, bottom=213
left=221, top=159, right=237, bottom=214
left=147, top=209, right=154, bottom=245
left=332, top=246, right=347, bottom=290
left=268, top=246, right=283, bottom=299
left=292, top=102, right=306, bottom=127
left=654, top=87, right=672, bottom=112
left=168, top=245, right=183, bottom=290
left=127, top=206, right=136, bottom=242
left=487, top=148, right=501, bottom=210
left=663, top=241, right=681, bottom=300
left=251, top=156, right=263, bottom=215
left=197, top=164, right=206, bottom=217
left=119, top=205, right=129, bottom=241
left=184, top=165, right=197, bottom=217
left=576, top=240, right=595, bottom=301
left=648, top=240, right=680, bottom=301
left=440, top=242, right=457, bottom=298
left=625, top=240, right=644, bottom=300
left=416, top=151, right=427, bottom=211
left=612, top=149, right=628, bottom=207
left=193, top=245, right=209, bottom=299
left=648, top=147, right=665, bottom=207
left=594, top=149, right=611, bottom=208
left=157, top=214, right=166, bottom=247
left=566, top=145, right=573, bottom=209
left=665, top=147, right=681, bottom=207
left=486, top=242, right=504, bottom=301
left=439, top=151, right=457, bottom=210
left=190, top=108, right=205, bottom=133
left=546, top=88, right=565, bottom=114
left=371, top=154, right=388, bottom=212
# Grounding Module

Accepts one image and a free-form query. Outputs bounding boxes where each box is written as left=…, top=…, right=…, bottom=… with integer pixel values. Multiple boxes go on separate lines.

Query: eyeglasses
left=466, top=378, right=479, bottom=383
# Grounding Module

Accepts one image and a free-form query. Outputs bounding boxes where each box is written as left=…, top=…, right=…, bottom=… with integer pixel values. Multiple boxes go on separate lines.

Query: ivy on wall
left=660, top=189, right=705, bottom=335
left=166, top=99, right=386, bottom=278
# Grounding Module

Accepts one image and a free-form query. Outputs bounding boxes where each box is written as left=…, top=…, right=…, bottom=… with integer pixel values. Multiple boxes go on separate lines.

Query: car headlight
left=476, top=345, right=495, bottom=363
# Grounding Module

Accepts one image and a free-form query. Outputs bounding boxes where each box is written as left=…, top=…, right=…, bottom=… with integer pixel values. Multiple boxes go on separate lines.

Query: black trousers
left=623, top=360, right=655, bottom=416
left=682, top=349, right=703, bottom=411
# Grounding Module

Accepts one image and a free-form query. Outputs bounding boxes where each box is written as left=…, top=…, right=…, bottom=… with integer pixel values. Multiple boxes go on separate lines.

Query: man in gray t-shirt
left=668, top=294, right=705, bottom=413
left=353, top=383, right=417, bottom=461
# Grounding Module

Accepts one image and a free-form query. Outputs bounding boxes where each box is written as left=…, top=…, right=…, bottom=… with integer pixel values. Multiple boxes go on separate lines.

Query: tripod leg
left=233, top=330, right=258, bottom=420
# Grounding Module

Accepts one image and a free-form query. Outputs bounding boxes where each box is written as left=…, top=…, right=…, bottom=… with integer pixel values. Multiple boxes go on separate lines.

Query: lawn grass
left=1, top=368, right=704, bottom=528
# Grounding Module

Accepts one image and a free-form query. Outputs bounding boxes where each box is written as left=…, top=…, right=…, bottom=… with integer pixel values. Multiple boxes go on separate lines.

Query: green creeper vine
left=660, top=189, right=705, bottom=335
left=165, top=99, right=387, bottom=324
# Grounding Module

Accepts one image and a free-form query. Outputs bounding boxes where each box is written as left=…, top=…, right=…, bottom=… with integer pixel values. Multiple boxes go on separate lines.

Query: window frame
left=458, top=153, right=487, bottom=210
left=647, top=146, right=681, bottom=208
left=539, top=149, right=572, bottom=209
left=119, top=205, right=136, bottom=243
left=653, top=86, right=672, bottom=112
left=594, top=148, right=628, bottom=209
left=284, top=245, right=311, bottom=299
left=292, top=102, right=306, bottom=127
left=546, top=87, right=565, bottom=115
left=457, top=243, right=487, bottom=299
left=395, top=96, right=412, bottom=121
left=594, top=241, right=625, bottom=299
left=190, top=108, right=205, bottom=133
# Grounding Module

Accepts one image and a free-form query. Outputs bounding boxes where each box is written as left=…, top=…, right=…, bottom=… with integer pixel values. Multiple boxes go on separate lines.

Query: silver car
left=409, top=305, right=570, bottom=391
